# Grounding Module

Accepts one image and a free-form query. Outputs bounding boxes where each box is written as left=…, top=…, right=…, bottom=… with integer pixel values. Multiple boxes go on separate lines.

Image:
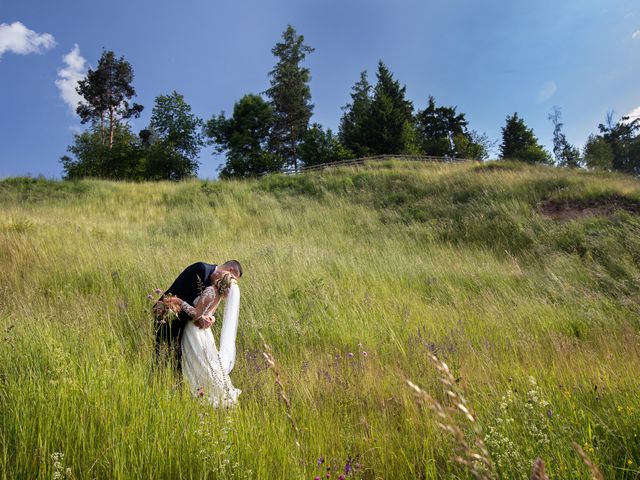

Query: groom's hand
left=194, top=314, right=214, bottom=329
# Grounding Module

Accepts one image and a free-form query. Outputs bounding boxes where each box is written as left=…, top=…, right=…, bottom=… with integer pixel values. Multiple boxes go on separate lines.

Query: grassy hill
left=1, top=159, right=639, bottom=479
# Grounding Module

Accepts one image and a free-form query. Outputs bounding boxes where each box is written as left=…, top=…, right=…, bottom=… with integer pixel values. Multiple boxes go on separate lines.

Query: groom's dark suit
left=155, top=261, right=217, bottom=370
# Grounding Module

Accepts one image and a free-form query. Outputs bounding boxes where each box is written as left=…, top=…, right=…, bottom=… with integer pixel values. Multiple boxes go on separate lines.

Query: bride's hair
left=221, top=259, right=243, bottom=278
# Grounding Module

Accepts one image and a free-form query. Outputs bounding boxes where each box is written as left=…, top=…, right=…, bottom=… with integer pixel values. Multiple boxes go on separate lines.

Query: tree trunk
left=100, top=112, right=105, bottom=146
left=108, top=107, right=114, bottom=150
left=292, top=128, right=298, bottom=173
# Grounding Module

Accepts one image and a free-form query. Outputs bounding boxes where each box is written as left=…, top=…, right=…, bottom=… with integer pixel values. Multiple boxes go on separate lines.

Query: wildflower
left=344, top=458, right=352, bottom=474
left=362, top=351, right=368, bottom=357
left=317, top=456, right=325, bottom=467
left=338, top=476, right=345, bottom=480
left=347, top=352, right=354, bottom=359
left=326, top=474, right=331, bottom=479
left=147, top=294, right=153, bottom=300
left=547, top=408, right=553, bottom=419
left=155, top=288, right=163, bottom=294
left=197, top=387, right=205, bottom=397
left=315, top=477, right=321, bottom=480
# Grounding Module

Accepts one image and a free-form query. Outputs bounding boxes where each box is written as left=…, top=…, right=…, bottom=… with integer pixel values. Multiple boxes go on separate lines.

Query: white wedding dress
left=181, top=283, right=241, bottom=407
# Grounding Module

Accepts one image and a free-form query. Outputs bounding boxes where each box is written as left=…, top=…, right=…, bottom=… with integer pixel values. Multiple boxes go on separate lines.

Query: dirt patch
left=539, top=195, right=640, bottom=220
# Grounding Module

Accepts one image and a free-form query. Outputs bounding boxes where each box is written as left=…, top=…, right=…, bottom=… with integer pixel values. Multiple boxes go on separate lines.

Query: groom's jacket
left=155, top=262, right=217, bottom=367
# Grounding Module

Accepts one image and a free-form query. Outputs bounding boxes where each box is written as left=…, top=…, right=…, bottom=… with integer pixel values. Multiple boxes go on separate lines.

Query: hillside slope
left=1, top=160, right=639, bottom=479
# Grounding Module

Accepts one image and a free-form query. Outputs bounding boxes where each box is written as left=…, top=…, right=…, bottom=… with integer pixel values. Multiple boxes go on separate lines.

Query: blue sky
left=1, top=0, right=639, bottom=178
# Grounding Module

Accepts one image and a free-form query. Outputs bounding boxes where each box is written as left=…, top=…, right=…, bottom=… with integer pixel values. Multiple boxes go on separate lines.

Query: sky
left=1, top=0, right=639, bottom=179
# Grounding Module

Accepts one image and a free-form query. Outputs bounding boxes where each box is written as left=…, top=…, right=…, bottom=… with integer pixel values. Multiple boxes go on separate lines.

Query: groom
left=154, top=259, right=243, bottom=370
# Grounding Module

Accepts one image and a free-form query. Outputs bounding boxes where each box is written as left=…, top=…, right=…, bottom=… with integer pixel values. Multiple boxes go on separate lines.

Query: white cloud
left=0, top=21, right=55, bottom=59
left=632, top=30, right=640, bottom=40
left=537, top=81, right=557, bottom=103
left=55, top=44, right=87, bottom=115
left=625, top=106, right=640, bottom=121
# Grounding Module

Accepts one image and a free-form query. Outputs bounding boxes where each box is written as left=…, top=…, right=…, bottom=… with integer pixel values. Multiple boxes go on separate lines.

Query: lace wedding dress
left=180, top=283, right=241, bottom=407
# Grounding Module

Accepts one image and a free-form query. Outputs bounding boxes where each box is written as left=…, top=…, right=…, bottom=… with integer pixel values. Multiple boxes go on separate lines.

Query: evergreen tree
left=299, top=123, right=352, bottom=166
left=76, top=50, right=143, bottom=149
left=548, top=107, right=581, bottom=167
left=266, top=25, right=314, bottom=172
left=339, top=71, right=373, bottom=157
left=206, top=94, right=282, bottom=178
left=143, top=91, right=204, bottom=180
left=500, top=113, right=551, bottom=164
left=415, top=96, right=469, bottom=157
left=367, top=61, right=415, bottom=155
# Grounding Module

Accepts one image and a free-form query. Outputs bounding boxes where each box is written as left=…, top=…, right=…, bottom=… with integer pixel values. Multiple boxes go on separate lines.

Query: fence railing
left=264, top=154, right=478, bottom=176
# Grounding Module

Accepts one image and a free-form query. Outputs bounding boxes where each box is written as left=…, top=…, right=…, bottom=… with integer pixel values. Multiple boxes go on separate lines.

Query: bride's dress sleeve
left=180, top=286, right=216, bottom=318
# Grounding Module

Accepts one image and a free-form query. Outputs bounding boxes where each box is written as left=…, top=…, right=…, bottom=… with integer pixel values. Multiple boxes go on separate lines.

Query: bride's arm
left=161, top=295, right=198, bottom=318
left=192, top=286, right=221, bottom=319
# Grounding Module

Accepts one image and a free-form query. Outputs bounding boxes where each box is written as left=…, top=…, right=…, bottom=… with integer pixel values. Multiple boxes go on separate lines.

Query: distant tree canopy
left=500, top=113, right=551, bottom=164
left=62, top=77, right=202, bottom=180
left=339, top=71, right=374, bottom=158
left=366, top=62, right=415, bottom=155
left=61, top=26, right=640, bottom=181
left=206, top=94, right=282, bottom=178
left=60, top=123, right=141, bottom=180
left=266, top=25, right=314, bottom=172
left=299, top=123, right=352, bottom=167
left=548, top=107, right=581, bottom=168
left=76, top=50, right=143, bottom=150
left=583, top=134, right=614, bottom=171
left=597, top=113, right=640, bottom=174
left=414, top=96, right=489, bottom=159
left=141, top=91, right=204, bottom=180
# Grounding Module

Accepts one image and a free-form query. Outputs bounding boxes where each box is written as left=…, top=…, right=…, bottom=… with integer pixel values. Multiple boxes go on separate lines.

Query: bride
left=163, top=273, right=241, bottom=407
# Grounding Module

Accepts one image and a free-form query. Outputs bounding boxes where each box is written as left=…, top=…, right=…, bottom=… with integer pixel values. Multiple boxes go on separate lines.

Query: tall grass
left=1, top=160, right=639, bottom=478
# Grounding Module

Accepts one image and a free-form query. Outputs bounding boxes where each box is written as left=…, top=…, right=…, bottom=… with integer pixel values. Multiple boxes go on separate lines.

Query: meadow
left=1, top=159, right=639, bottom=479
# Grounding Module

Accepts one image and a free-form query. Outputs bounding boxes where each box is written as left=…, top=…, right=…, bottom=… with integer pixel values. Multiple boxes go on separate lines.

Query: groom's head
left=217, top=260, right=243, bottom=280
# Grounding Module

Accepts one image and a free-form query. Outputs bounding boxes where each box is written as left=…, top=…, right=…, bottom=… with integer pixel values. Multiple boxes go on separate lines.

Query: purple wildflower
left=338, top=476, right=345, bottom=480
left=155, top=288, right=163, bottom=294
left=147, top=294, right=153, bottom=300
left=317, top=456, right=324, bottom=468
left=345, top=459, right=352, bottom=475
left=314, top=477, right=321, bottom=480
left=347, top=352, right=354, bottom=359
left=326, top=474, right=331, bottom=479
left=362, top=351, right=368, bottom=357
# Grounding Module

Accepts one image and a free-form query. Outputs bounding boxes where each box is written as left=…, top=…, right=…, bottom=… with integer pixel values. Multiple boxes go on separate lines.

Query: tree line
left=61, top=25, right=640, bottom=180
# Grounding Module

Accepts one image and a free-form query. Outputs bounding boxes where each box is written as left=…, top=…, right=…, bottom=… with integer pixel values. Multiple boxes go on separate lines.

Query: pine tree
left=367, top=61, right=414, bottom=155
left=416, top=96, right=469, bottom=157
left=339, top=71, right=373, bottom=157
left=266, top=25, right=314, bottom=172
left=500, top=113, right=551, bottom=164
left=76, top=50, right=143, bottom=149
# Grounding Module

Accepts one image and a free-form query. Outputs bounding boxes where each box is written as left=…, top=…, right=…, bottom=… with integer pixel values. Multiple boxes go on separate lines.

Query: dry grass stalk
left=530, top=458, right=549, bottom=480
left=572, top=442, right=605, bottom=480
left=406, top=353, right=495, bottom=480
left=260, top=333, right=302, bottom=450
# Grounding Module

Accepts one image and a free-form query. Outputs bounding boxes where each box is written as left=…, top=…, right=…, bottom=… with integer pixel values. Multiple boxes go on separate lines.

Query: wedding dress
left=180, top=283, right=241, bottom=407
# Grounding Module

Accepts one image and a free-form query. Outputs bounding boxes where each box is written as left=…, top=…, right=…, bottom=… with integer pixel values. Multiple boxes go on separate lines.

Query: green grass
left=1, top=160, right=639, bottom=479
